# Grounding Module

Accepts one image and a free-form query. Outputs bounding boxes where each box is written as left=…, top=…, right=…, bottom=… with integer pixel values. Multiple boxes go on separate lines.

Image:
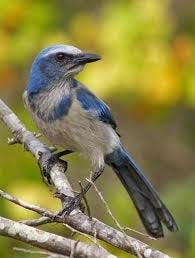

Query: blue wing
left=76, top=86, right=117, bottom=130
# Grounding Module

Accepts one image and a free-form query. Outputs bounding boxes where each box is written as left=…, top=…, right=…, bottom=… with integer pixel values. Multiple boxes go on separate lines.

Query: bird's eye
left=55, top=52, right=66, bottom=62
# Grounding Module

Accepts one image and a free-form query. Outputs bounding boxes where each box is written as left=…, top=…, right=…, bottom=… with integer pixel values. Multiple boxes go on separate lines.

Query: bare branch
left=20, top=217, right=51, bottom=227
left=0, top=98, right=171, bottom=258
left=0, top=216, right=111, bottom=258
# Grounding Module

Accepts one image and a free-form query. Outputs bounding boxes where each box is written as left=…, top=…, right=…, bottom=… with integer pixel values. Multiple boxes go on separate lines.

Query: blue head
left=27, top=44, right=101, bottom=95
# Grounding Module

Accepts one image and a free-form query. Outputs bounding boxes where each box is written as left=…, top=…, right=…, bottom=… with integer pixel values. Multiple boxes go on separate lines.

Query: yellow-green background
left=0, top=1, right=195, bottom=257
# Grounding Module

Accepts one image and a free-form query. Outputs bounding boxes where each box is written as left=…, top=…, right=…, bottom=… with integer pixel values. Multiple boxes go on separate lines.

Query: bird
left=23, top=44, right=178, bottom=238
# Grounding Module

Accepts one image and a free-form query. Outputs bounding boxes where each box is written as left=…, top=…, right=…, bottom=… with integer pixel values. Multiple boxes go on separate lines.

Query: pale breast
left=24, top=91, right=120, bottom=167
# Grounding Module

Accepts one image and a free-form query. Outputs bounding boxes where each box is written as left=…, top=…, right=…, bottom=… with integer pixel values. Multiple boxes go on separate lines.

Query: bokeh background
left=0, top=0, right=195, bottom=257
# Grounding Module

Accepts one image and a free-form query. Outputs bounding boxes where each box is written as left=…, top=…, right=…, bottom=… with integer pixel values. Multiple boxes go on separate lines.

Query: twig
left=124, top=227, right=156, bottom=241
left=13, top=247, right=68, bottom=258
left=20, top=217, right=51, bottom=227
left=0, top=189, right=56, bottom=220
left=86, top=178, right=124, bottom=231
left=79, top=181, right=92, bottom=219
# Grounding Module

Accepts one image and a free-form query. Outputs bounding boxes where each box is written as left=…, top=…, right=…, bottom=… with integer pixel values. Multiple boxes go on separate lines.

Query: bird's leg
left=54, top=192, right=85, bottom=214
left=53, top=149, right=74, bottom=159
left=39, top=150, right=73, bottom=185
left=57, top=165, right=105, bottom=216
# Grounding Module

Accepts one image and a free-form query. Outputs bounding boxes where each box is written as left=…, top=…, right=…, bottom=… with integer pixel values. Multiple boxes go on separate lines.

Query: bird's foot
left=57, top=193, right=84, bottom=216
left=38, top=152, right=68, bottom=185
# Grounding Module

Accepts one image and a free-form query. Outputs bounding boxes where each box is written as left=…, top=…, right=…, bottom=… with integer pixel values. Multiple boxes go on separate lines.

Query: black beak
left=76, top=52, right=101, bottom=64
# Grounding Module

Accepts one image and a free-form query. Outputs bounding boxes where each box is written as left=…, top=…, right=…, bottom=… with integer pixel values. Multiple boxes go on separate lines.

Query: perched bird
left=23, top=44, right=178, bottom=238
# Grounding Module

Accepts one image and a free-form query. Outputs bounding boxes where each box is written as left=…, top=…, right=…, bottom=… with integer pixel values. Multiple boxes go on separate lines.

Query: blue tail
left=105, top=147, right=178, bottom=238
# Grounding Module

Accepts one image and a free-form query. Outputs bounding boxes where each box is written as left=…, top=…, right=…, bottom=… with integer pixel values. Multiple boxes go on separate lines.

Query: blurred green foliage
left=0, top=0, right=195, bottom=257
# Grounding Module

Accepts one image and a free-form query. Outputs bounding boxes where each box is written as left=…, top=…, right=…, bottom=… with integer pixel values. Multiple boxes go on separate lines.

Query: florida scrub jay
left=23, top=45, right=178, bottom=237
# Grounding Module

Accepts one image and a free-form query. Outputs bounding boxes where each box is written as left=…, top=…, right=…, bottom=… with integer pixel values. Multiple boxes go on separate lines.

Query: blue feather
left=76, top=86, right=117, bottom=129
left=48, top=94, right=72, bottom=121
left=29, top=93, right=72, bottom=122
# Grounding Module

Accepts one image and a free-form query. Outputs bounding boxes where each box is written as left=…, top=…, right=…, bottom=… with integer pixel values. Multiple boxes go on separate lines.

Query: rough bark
left=0, top=216, right=112, bottom=258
